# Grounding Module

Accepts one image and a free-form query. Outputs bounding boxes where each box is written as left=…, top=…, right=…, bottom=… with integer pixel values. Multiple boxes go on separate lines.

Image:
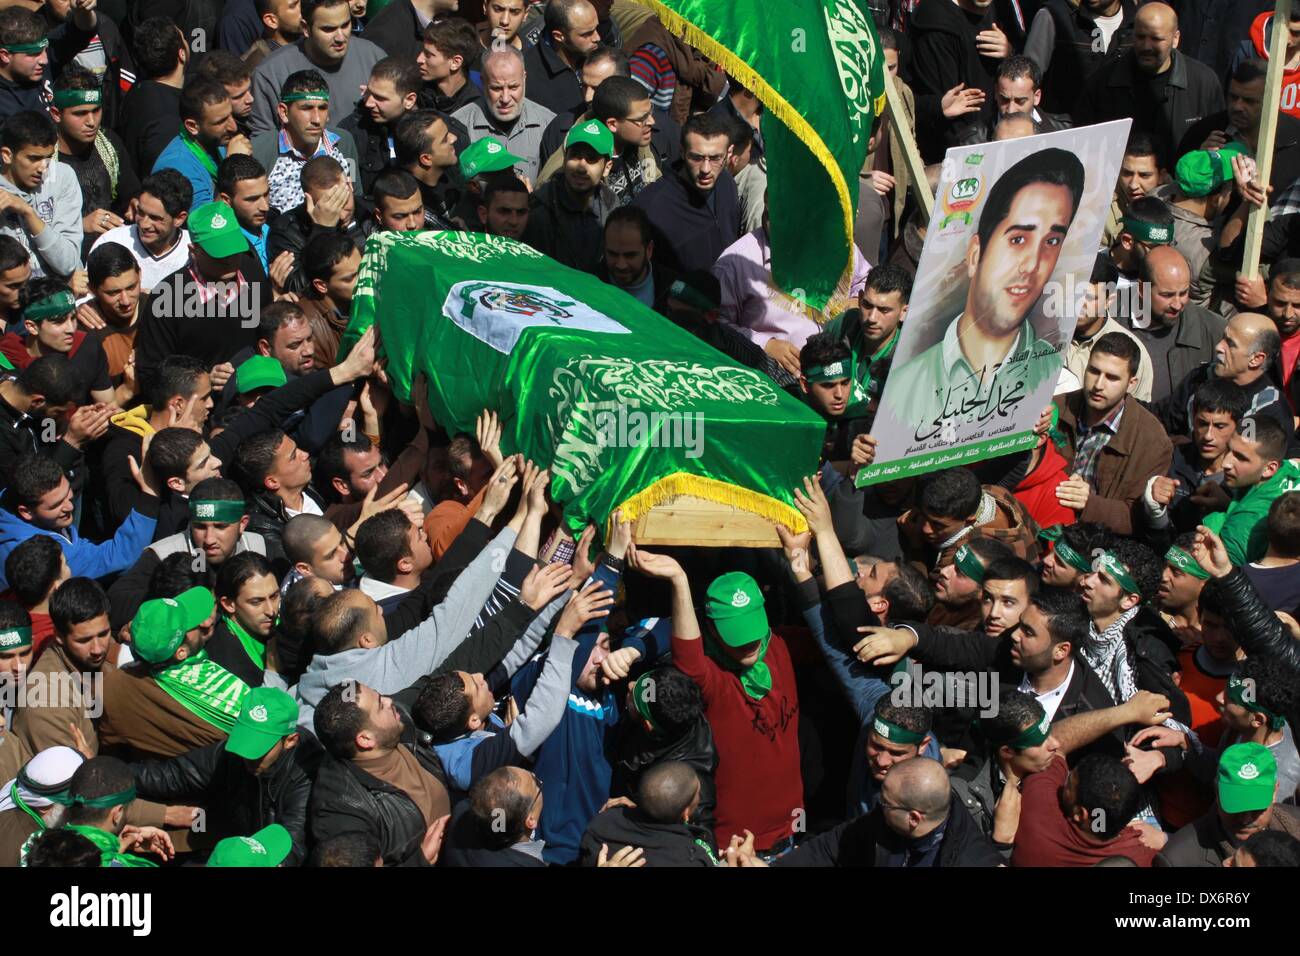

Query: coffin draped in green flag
left=342, top=231, right=826, bottom=533
left=635, top=0, right=885, bottom=310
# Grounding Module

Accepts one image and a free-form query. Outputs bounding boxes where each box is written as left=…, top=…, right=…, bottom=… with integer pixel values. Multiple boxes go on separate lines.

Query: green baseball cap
left=459, top=136, right=523, bottom=179
left=130, top=587, right=216, bottom=664
left=1217, top=742, right=1277, bottom=814
left=189, top=201, right=249, bottom=259
left=1175, top=141, right=1249, bottom=198
left=226, top=687, right=299, bottom=759
left=565, top=118, right=614, bottom=157
left=236, top=355, right=287, bottom=394
left=206, top=824, right=292, bottom=867
left=704, top=572, right=769, bottom=647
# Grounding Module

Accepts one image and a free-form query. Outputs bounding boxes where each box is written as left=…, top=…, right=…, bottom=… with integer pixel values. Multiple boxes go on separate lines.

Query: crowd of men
left=0, top=0, right=1299, bottom=871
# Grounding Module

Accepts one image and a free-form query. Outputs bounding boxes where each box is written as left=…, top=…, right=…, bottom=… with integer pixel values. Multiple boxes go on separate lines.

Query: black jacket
left=608, top=715, right=718, bottom=841
left=0, top=17, right=96, bottom=126
left=360, top=0, right=425, bottom=60
left=521, top=38, right=585, bottom=116
left=523, top=177, right=617, bottom=275
left=441, top=800, right=548, bottom=867
left=907, top=0, right=1024, bottom=161
left=117, top=80, right=183, bottom=178
left=631, top=165, right=741, bottom=275
left=266, top=203, right=376, bottom=296
left=1122, top=604, right=1194, bottom=727
left=1206, top=567, right=1300, bottom=719
left=132, top=739, right=313, bottom=866
left=774, top=793, right=1002, bottom=867
left=338, top=109, right=395, bottom=198
left=244, top=484, right=328, bottom=577
left=205, top=617, right=270, bottom=688
left=1074, top=49, right=1225, bottom=168
left=1154, top=364, right=1296, bottom=455
left=309, top=738, right=448, bottom=867
left=1035, top=0, right=1136, bottom=116
left=0, top=389, right=84, bottom=495
left=577, top=806, right=718, bottom=867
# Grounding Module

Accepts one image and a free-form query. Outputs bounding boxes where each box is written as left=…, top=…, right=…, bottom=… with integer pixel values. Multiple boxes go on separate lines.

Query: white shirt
left=90, top=224, right=192, bottom=293
left=1093, top=10, right=1124, bottom=52
left=284, top=496, right=324, bottom=518
left=1018, top=660, right=1075, bottom=723
left=359, top=576, right=412, bottom=603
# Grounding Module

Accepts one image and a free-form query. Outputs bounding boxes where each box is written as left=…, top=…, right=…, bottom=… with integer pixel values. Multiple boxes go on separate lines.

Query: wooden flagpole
left=1241, top=0, right=1293, bottom=279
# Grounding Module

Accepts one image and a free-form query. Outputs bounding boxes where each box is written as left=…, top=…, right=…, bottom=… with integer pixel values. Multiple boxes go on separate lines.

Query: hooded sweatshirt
left=1241, top=13, right=1300, bottom=120
left=1203, top=459, right=1300, bottom=566
left=294, top=526, right=520, bottom=727
left=0, top=163, right=83, bottom=279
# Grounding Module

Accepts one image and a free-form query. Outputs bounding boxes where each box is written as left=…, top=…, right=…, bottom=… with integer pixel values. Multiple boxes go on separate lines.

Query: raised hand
left=554, top=578, right=616, bottom=638
left=626, top=544, right=685, bottom=581
left=853, top=625, right=917, bottom=665
left=792, top=474, right=833, bottom=536
left=475, top=409, right=504, bottom=468
left=1192, top=524, right=1233, bottom=578
left=519, top=560, right=571, bottom=611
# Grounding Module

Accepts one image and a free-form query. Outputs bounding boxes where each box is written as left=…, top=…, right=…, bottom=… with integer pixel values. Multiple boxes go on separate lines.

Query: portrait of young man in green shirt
left=890, top=147, right=1086, bottom=444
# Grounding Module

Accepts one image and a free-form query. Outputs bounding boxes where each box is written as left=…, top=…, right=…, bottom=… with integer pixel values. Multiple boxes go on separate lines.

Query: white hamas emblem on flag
left=445, top=280, right=630, bottom=354
left=823, top=0, right=882, bottom=142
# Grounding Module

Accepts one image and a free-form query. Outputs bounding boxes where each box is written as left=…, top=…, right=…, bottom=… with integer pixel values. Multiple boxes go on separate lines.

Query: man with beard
left=394, top=109, right=460, bottom=230
left=889, top=148, right=1084, bottom=445
left=523, top=118, right=615, bottom=274
left=13, top=578, right=112, bottom=755
left=1074, top=2, right=1223, bottom=168
left=153, top=78, right=252, bottom=212
left=0, top=745, right=81, bottom=866
left=216, top=155, right=273, bottom=273
left=1130, top=246, right=1226, bottom=406
left=597, top=205, right=673, bottom=313
left=452, top=44, right=554, bottom=183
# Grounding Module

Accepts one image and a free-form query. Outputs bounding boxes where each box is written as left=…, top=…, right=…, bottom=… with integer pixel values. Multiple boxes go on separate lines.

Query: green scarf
left=703, top=631, right=772, bottom=700
left=224, top=615, right=266, bottom=670
left=152, top=649, right=249, bottom=733
left=66, top=825, right=157, bottom=868
left=844, top=324, right=899, bottom=417
left=180, top=130, right=219, bottom=180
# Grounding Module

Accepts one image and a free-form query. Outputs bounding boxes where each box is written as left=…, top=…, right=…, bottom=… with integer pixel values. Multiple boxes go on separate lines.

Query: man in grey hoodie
left=292, top=457, right=565, bottom=727
left=0, top=110, right=83, bottom=280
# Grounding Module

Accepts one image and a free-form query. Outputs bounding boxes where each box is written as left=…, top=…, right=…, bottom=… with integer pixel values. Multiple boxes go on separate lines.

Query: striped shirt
left=629, top=43, right=676, bottom=112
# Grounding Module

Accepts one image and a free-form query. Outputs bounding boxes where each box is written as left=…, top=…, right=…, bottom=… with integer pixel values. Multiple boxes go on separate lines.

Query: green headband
left=1095, top=550, right=1140, bottom=596
left=872, top=715, right=927, bottom=746
left=52, top=88, right=101, bottom=108
left=1165, top=546, right=1210, bottom=580
left=281, top=90, right=329, bottom=104
left=1009, top=712, right=1052, bottom=750
left=953, top=543, right=987, bottom=584
left=1121, top=216, right=1174, bottom=245
left=803, top=355, right=856, bottom=384
left=23, top=290, right=76, bottom=322
left=58, top=785, right=137, bottom=809
left=2, top=38, right=48, bottom=55
left=190, top=499, right=246, bottom=523
left=1227, top=673, right=1286, bottom=730
left=1052, top=539, right=1093, bottom=575
left=0, top=626, right=32, bottom=650
left=1038, top=524, right=1065, bottom=544
left=630, top=674, right=660, bottom=733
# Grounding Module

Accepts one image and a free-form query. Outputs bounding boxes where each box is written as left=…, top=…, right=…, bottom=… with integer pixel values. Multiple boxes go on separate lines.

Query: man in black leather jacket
left=131, top=687, right=312, bottom=865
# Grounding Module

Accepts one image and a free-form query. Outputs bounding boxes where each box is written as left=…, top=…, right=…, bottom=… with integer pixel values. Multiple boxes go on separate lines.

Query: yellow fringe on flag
left=632, top=0, right=857, bottom=309
left=614, top=472, right=809, bottom=533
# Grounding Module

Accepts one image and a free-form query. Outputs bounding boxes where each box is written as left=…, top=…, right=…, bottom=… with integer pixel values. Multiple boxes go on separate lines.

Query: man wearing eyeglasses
left=632, top=111, right=741, bottom=275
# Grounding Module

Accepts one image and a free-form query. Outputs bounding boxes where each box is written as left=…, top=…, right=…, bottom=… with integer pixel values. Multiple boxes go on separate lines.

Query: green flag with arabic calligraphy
left=340, top=230, right=826, bottom=532
left=633, top=0, right=886, bottom=311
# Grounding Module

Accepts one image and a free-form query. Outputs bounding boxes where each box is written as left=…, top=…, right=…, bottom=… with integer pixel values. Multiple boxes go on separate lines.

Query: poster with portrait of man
left=857, top=119, right=1131, bottom=486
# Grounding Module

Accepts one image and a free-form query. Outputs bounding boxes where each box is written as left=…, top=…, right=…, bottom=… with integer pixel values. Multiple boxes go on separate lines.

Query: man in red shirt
left=1010, top=692, right=1173, bottom=866
left=629, top=548, right=802, bottom=860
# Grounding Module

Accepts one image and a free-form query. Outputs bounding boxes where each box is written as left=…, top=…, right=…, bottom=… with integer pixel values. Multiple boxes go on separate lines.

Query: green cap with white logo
left=130, top=587, right=216, bottom=664
left=459, top=136, right=524, bottom=179
left=206, top=823, right=293, bottom=867
left=1217, top=742, right=1277, bottom=814
left=225, top=687, right=299, bottom=759
left=565, top=118, right=614, bottom=157
left=189, top=201, right=249, bottom=259
left=704, top=571, right=769, bottom=647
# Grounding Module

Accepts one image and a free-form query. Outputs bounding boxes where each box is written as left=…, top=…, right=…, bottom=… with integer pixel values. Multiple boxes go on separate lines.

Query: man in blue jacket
left=0, top=453, right=158, bottom=588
